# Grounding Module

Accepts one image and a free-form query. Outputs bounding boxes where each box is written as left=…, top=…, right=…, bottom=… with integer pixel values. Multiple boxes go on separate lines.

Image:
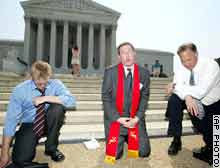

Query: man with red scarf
left=102, top=42, right=151, bottom=164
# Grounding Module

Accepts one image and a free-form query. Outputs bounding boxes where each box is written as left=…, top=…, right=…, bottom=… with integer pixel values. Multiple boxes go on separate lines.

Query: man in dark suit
left=102, top=42, right=151, bottom=164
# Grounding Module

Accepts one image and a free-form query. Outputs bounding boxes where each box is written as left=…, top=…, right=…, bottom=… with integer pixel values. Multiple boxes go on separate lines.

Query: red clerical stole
left=104, top=63, right=140, bottom=164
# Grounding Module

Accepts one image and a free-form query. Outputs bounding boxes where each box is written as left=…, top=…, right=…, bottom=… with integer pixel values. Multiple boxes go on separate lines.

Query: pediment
left=21, top=0, right=120, bottom=17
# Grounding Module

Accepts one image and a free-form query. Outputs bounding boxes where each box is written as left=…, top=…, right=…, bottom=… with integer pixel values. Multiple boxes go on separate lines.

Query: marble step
left=58, top=120, right=194, bottom=141
left=0, top=77, right=171, bottom=83
left=0, top=73, right=172, bottom=81
left=0, top=93, right=168, bottom=101
left=0, top=72, right=99, bottom=80
left=0, top=81, right=169, bottom=89
left=0, top=110, right=190, bottom=125
left=0, top=100, right=168, bottom=111
left=0, top=87, right=168, bottom=95
left=0, top=79, right=171, bottom=86
left=0, top=79, right=104, bottom=84
left=68, top=88, right=167, bottom=94
left=0, top=72, right=20, bottom=77
left=0, top=120, right=194, bottom=142
left=63, top=110, right=189, bottom=124
left=53, top=74, right=103, bottom=79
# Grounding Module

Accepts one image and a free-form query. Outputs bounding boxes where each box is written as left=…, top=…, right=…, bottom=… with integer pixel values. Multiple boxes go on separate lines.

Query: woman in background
left=71, top=46, right=80, bottom=77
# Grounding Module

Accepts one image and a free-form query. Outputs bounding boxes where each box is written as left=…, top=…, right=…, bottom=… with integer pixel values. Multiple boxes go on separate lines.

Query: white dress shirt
left=124, top=64, right=134, bottom=78
left=173, top=57, right=220, bottom=105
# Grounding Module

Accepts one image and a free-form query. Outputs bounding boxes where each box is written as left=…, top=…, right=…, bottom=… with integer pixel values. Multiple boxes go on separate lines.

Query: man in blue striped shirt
left=0, top=61, right=76, bottom=167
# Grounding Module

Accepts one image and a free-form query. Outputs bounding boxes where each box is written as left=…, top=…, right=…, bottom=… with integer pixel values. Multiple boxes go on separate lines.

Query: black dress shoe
left=193, top=146, right=212, bottom=165
left=168, top=140, right=182, bottom=155
left=45, top=149, right=65, bottom=162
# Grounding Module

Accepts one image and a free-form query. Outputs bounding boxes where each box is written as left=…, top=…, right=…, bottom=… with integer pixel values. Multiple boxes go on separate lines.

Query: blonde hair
left=31, top=61, right=52, bottom=80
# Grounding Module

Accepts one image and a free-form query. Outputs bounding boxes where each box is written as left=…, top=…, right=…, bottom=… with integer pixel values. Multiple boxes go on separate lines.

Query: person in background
left=152, top=60, right=161, bottom=77
left=144, top=64, right=149, bottom=70
left=71, top=46, right=80, bottom=77
left=0, top=61, right=76, bottom=168
left=166, top=43, right=220, bottom=166
left=102, top=42, right=151, bottom=164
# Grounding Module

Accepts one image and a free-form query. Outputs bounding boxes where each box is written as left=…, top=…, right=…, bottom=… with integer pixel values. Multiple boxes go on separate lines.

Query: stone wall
left=136, top=49, right=174, bottom=76
left=0, top=39, right=174, bottom=76
left=0, top=40, right=26, bottom=74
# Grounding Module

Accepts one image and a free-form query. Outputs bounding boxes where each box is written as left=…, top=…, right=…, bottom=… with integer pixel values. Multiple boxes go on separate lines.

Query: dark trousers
left=12, top=104, right=65, bottom=166
left=116, top=120, right=151, bottom=159
left=167, top=94, right=220, bottom=149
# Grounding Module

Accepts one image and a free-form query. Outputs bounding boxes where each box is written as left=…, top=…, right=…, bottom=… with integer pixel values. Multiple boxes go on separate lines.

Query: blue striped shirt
left=3, top=79, right=76, bottom=137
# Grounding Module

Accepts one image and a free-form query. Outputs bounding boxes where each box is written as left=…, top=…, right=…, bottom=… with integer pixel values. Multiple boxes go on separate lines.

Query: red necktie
left=33, top=89, right=46, bottom=139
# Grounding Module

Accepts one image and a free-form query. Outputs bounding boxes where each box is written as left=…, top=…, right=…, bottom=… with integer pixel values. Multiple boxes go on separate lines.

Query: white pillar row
left=88, top=23, right=94, bottom=69
left=37, top=19, right=44, bottom=60
left=49, top=20, right=57, bottom=67
left=62, top=21, right=69, bottom=69
left=99, top=24, right=106, bottom=70
left=76, top=23, right=82, bottom=66
left=111, top=25, right=117, bottom=65
left=24, top=16, right=31, bottom=65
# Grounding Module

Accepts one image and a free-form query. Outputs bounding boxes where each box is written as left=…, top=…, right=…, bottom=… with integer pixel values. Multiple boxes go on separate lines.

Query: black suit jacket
left=102, top=64, right=150, bottom=139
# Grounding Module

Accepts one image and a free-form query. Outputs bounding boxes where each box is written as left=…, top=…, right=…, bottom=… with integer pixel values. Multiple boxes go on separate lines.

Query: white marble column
left=24, top=16, right=31, bottom=65
left=62, top=21, right=69, bottom=69
left=37, top=19, right=44, bottom=60
left=88, top=23, right=94, bottom=70
left=99, top=24, right=106, bottom=70
left=49, top=20, right=56, bottom=68
left=77, top=23, right=82, bottom=65
left=111, top=25, right=117, bottom=65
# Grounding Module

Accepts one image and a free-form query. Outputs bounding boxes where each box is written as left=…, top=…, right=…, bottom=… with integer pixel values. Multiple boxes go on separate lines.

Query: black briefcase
left=6, top=162, right=49, bottom=168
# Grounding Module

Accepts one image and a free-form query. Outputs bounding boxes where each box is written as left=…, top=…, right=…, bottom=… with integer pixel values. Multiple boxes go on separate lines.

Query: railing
left=17, top=57, right=28, bottom=67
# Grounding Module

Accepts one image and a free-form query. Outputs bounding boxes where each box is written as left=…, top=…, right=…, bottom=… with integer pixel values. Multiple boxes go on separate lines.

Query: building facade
left=0, top=0, right=174, bottom=76
left=21, top=0, right=120, bottom=74
left=136, top=49, right=174, bottom=76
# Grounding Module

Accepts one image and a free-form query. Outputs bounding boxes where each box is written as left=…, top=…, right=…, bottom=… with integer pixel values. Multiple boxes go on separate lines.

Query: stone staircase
left=0, top=72, right=194, bottom=143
